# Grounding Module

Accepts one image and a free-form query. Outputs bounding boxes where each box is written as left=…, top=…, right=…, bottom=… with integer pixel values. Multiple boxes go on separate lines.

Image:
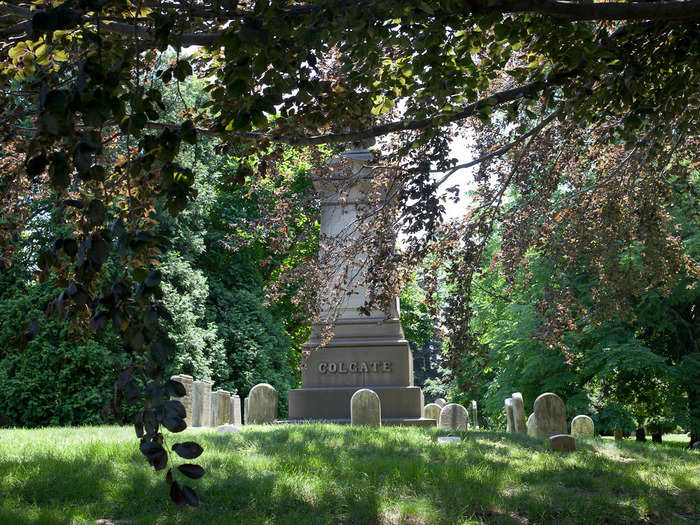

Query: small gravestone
left=169, top=374, right=193, bottom=427
left=247, top=383, right=278, bottom=424
left=212, top=389, right=231, bottom=426
left=351, top=389, right=381, bottom=427
left=434, top=398, right=447, bottom=408
left=511, top=392, right=527, bottom=434
left=423, top=403, right=441, bottom=423
left=437, top=436, right=461, bottom=444
left=438, top=403, right=469, bottom=431
left=471, top=400, right=479, bottom=429
left=230, top=394, right=242, bottom=426
left=527, top=413, right=537, bottom=436
left=571, top=415, right=595, bottom=437
left=692, top=441, right=699, bottom=450
left=192, top=380, right=213, bottom=427
left=550, top=434, right=576, bottom=452
left=533, top=393, right=567, bottom=438
left=216, top=424, right=241, bottom=433
left=505, top=398, right=514, bottom=432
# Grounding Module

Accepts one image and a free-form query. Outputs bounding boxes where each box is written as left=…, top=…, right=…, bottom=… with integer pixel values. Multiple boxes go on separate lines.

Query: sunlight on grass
left=0, top=425, right=697, bottom=524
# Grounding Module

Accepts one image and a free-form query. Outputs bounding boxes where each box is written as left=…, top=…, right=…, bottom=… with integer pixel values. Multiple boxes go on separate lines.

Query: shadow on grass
left=0, top=426, right=698, bottom=525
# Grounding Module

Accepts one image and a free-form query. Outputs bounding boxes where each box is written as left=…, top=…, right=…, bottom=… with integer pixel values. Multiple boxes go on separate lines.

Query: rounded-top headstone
left=247, top=383, right=278, bottom=424
left=438, top=403, right=469, bottom=431
left=571, top=415, right=595, bottom=437
left=423, top=403, right=441, bottom=422
left=549, top=434, right=576, bottom=452
left=351, top=389, right=381, bottom=427
left=511, top=392, right=527, bottom=434
left=434, top=398, right=447, bottom=408
left=526, top=413, right=537, bottom=437
left=692, top=441, right=700, bottom=450
left=533, top=393, right=567, bottom=438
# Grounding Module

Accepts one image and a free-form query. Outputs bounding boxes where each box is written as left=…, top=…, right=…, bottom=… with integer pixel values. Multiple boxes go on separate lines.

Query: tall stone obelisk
left=287, top=147, right=430, bottom=425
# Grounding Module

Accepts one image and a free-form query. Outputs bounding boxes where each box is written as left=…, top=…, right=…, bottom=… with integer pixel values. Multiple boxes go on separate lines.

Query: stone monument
left=511, top=392, right=527, bottom=434
left=533, top=393, right=567, bottom=438
left=350, top=389, right=381, bottom=427
left=571, top=415, right=594, bottom=437
left=423, top=403, right=441, bottom=422
left=505, top=398, right=514, bottom=432
left=287, top=146, right=430, bottom=426
left=247, top=383, right=278, bottom=424
left=438, top=403, right=469, bottom=431
left=169, top=374, right=193, bottom=427
left=192, top=379, right=212, bottom=427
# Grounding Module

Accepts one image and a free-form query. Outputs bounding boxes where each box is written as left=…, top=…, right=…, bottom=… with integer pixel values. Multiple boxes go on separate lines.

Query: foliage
left=0, top=273, right=126, bottom=427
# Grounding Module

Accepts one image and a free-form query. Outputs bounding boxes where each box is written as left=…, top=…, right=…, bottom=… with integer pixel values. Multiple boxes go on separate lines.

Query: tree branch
left=434, top=110, right=560, bottom=188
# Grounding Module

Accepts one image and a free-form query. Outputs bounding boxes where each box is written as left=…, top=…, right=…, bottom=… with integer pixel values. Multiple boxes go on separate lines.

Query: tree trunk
left=651, top=431, right=662, bottom=443
left=635, top=427, right=646, bottom=442
left=689, top=386, right=699, bottom=448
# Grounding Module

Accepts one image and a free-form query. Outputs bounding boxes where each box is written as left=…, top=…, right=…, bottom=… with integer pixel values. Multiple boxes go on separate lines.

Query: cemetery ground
left=0, top=425, right=697, bottom=525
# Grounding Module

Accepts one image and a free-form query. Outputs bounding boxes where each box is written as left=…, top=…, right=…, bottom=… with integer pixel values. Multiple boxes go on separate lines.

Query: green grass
left=0, top=425, right=698, bottom=525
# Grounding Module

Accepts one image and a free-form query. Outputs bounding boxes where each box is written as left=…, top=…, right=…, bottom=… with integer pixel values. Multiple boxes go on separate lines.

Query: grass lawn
left=0, top=425, right=698, bottom=525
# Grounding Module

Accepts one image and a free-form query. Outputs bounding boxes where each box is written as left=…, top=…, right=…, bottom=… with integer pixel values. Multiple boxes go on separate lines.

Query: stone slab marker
left=247, top=383, right=278, bottom=424
left=527, top=413, right=537, bottom=437
left=511, top=393, right=527, bottom=434
left=505, top=398, right=514, bottom=432
left=471, top=400, right=479, bottom=429
left=351, top=389, right=381, bottom=427
left=423, top=403, right=441, bottom=422
left=169, top=374, right=193, bottom=427
left=571, top=415, right=594, bottom=437
left=533, top=393, right=567, bottom=438
left=434, top=398, right=447, bottom=408
left=550, top=434, right=576, bottom=452
left=438, top=403, right=469, bottom=431
left=230, top=394, right=242, bottom=426
left=212, top=390, right=231, bottom=426
left=192, top=379, right=212, bottom=427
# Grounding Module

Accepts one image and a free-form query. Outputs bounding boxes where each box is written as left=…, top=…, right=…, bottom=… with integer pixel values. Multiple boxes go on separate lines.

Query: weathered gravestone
left=692, top=441, right=700, bottom=450
left=434, top=398, right=447, bottom=408
left=350, top=389, right=381, bottom=427
left=438, top=403, right=469, bottom=431
left=169, top=374, right=193, bottom=427
left=511, top=392, right=527, bottom=434
left=527, top=413, right=537, bottom=437
left=571, top=415, right=595, bottom=437
left=533, top=393, right=567, bottom=438
left=505, top=398, right=514, bottom=432
left=549, top=434, right=576, bottom=452
left=287, top=147, right=427, bottom=425
left=212, top=389, right=231, bottom=426
left=192, top=379, right=212, bottom=427
left=423, top=403, right=441, bottom=422
left=471, top=400, right=479, bottom=429
left=230, top=394, right=242, bottom=426
left=247, top=383, right=278, bottom=424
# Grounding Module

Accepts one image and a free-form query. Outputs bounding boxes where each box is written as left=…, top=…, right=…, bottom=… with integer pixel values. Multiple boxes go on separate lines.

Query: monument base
left=288, top=385, right=424, bottom=420
left=278, top=417, right=436, bottom=427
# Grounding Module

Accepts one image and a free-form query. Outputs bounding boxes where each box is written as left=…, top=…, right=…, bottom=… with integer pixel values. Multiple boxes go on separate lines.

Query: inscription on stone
left=318, top=361, right=392, bottom=373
